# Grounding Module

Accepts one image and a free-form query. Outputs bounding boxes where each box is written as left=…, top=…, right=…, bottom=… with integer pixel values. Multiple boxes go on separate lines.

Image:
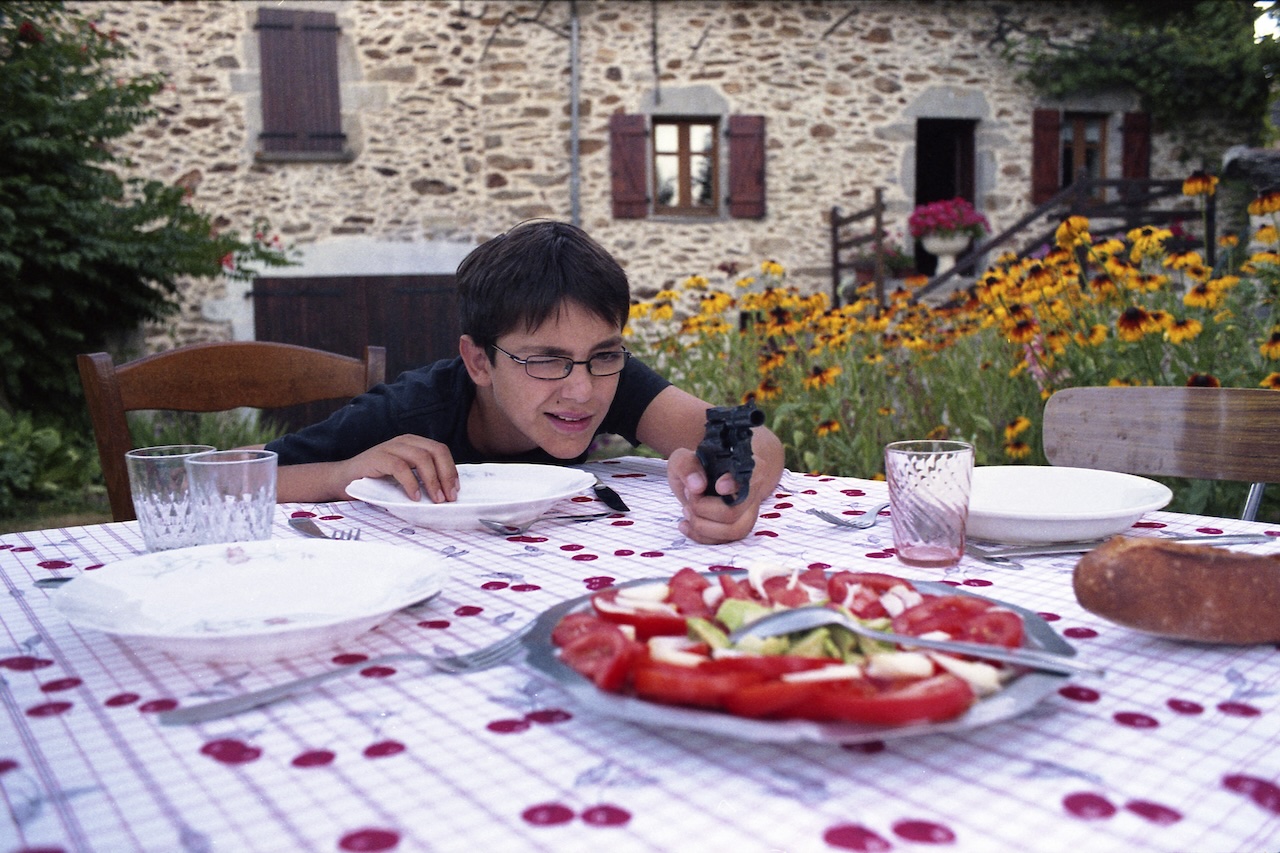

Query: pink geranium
left=908, top=198, right=990, bottom=241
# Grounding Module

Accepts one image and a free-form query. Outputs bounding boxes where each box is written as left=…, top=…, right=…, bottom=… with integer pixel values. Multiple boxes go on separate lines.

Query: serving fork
left=728, top=606, right=1102, bottom=676
left=157, top=623, right=533, bottom=725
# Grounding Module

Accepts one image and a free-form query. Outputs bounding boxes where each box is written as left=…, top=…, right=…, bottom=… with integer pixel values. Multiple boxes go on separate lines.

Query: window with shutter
left=256, top=7, right=349, bottom=161
left=608, top=112, right=765, bottom=220
left=1031, top=109, right=1061, bottom=204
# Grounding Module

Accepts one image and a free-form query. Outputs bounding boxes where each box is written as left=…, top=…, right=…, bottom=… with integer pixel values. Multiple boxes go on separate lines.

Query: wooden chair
left=78, top=341, right=386, bottom=522
left=1041, top=385, right=1280, bottom=521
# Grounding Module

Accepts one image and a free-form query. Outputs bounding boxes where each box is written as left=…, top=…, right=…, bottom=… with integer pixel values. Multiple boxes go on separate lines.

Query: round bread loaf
left=1073, top=536, right=1280, bottom=644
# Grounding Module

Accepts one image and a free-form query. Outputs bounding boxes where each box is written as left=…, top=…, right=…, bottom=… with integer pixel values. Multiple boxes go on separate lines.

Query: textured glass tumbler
left=185, top=450, right=278, bottom=544
left=125, top=445, right=217, bottom=552
left=885, top=440, right=974, bottom=568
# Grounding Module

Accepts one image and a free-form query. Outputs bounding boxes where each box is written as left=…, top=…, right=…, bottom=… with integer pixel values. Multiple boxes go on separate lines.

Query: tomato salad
left=552, top=565, right=1027, bottom=727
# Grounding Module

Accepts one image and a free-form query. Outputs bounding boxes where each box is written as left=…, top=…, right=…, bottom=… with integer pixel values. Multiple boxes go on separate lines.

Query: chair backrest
left=79, top=341, right=386, bottom=522
left=1042, top=385, right=1280, bottom=520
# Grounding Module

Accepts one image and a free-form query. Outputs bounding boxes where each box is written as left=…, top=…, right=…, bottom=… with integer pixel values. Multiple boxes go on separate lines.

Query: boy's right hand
left=337, top=434, right=460, bottom=504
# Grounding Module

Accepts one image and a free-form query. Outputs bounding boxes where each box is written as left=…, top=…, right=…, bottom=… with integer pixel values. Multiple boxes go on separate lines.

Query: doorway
left=915, top=118, right=977, bottom=274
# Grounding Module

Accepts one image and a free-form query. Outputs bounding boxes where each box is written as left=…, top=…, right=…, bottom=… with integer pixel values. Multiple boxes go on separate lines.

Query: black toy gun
left=695, top=402, right=765, bottom=506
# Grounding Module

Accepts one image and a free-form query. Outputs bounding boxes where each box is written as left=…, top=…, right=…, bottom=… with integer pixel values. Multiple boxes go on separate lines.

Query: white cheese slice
left=865, top=651, right=934, bottom=679
left=782, top=663, right=864, bottom=683
left=930, top=653, right=1003, bottom=696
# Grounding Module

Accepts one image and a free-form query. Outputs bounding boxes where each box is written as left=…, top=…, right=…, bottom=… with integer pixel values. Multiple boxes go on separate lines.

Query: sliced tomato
left=667, top=567, right=714, bottom=618
left=892, top=594, right=991, bottom=638
left=829, top=572, right=915, bottom=619
left=958, top=608, right=1024, bottom=649
left=724, top=678, right=826, bottom=719
left=551, top=612, right=613, bottom=647
left=559, top=624, right=640, bottom=692
left=805, top=673, right=975, bottom=726
left=632, top=660, right=764, bottom=709
left=717, top=573, right=756, bottom=602
left=762, top=575, right=813, bottom=608
left=797, top=566, right=832, bottom=594
left=591, top=589, right=688, bottom=640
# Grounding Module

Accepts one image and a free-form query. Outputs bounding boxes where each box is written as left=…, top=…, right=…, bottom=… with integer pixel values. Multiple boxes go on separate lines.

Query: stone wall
left=71, top=0, right=1189, bottom=349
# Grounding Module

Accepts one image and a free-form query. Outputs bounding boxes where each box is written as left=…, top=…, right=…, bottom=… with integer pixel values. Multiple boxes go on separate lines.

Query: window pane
left=654, top=124, right=678, bottom=153
left=655, top=155, right=679, bottom=207
left=690, top=123, right=714, bottom=154
left=691, top=155, right=714, bottom=206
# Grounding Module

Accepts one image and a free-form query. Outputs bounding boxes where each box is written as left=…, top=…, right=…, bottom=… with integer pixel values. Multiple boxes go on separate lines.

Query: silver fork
left=157, top=622, right=533, bottom=726
left=807, top=502, right=890, bottom=530
left=288, top=517, right=361, bottom=540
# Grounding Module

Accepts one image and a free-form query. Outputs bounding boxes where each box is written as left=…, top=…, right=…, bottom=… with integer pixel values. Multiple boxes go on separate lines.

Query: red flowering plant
left=908, top=198, right=990, bottom=241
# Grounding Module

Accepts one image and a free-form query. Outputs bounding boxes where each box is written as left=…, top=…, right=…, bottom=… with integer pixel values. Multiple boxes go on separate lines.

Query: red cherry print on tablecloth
left=487, top=718, right=532, bottom=734
left=1131, top=521, right=1167, bottom=530
left=522, top=802, right=575, bottom=826
left=842, top=741, right=887, bottom=754
left=1059, top=685, right=1101, bottom=702
left=292, top=750, right=336, bottom=768
left=418, top=619, right=450, bottom=629
left=338, top=828, right=400, bottom=852
left=363, top=741, right=405, bottom=759
left=0, top=759, right=18, bottom=774
left=105, top=693, right=140, bottom=707
left=841, top=489, right=867, bottom=497
left=1217, top=701, right=1261, bottom=718
left=26, top=702, right=72, bottom=717
left=511, top=583, right=541, bottom=591
left=481, top=581, right=509, bottom=591
left=200, top=739, right=262, bottom=765
left=39, top=677, right=82, bottom=692
left=614, top=549, right=635, bottom=556
left=584, top=576, right=615, bottom=590
left=1223, top=774, right=1280, bottom=814
left=1167, top=698, right=1204, bottom=715
left=961, top=578, right=992, bottom=587
left=824, top=823, right=893, bottom=852
left=37, top=560, right=72, bottom=570
left=1063, top=627, right=1098, bottom=640
left=0, top=656, right=54, bottom=671
left=138, top=698, right=178, bottom=713
left=1037, top=611, right=1061, bottom=622
left=1063, top=791, right=1117, bottom=819
left=1194, top=526, right=1224, bottom=535
left=640, top=551, right=664, bottom=558
left=1125, top=800, right=1182, bottom=825
left=454, top=605, right=483, bottom=617
left=893, top=819, right=955, bottom=844
left=581, top=804, right=631, bottom=827
left=1114, top=711, right=1159, bottom=728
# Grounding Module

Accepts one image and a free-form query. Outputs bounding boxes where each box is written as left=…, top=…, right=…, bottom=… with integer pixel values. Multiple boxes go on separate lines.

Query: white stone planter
left=921, top=233, right=972, bottom=275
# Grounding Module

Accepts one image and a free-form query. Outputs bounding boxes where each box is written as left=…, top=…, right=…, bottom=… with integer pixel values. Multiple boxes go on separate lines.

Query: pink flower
left=908, top=198, right=990, bottom=240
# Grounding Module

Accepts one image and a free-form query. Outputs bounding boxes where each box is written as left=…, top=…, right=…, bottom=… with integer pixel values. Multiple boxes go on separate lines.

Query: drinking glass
left=125, top=445, right=216, bottom=552
left=884, top=439, right=974, bottom=568
left=185, top=450, right=278, bottom=544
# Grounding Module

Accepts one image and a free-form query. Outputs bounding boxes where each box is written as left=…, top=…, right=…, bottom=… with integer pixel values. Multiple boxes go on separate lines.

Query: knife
left=968, top=532, right=1273, bottom=560
left=289, top=517, right=333, bottom=539
left=592, top=478, right=630, bottom=512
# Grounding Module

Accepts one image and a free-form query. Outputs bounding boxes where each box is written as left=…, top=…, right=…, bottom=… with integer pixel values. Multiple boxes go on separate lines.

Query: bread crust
left=1073, top=536, right=1280, bottom=644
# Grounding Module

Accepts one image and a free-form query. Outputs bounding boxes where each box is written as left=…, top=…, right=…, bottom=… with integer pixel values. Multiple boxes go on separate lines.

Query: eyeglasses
left=491, top=344, right=631, bottom=380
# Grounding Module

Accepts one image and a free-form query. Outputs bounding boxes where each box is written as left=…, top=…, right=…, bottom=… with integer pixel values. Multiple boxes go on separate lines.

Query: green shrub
left=0, top=409, right=100, bottom=516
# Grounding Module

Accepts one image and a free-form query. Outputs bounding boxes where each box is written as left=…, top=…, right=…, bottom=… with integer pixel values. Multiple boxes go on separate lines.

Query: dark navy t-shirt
left=265, top=355, right=670, bottom=466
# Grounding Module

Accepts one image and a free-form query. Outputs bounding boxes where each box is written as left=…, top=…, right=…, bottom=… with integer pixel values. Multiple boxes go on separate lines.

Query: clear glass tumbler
left=884, top=439, right=974, bottom=568
left=125, top=445, right=216, bottom=551
left=185, top=449, right=278, bottom=544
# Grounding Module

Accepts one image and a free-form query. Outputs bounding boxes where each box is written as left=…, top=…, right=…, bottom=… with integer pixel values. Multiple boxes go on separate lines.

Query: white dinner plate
left=967, top=465, right=1173, bottom=545
left=346, top=463, right=596, bottom=529
left=522, top=577, right=1076, bottom=746
left=50, top=539, right=448, bottom=664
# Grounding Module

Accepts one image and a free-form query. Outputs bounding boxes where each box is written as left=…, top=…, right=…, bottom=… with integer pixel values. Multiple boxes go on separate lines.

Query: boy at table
left=266, top=219, right=784, bottom=545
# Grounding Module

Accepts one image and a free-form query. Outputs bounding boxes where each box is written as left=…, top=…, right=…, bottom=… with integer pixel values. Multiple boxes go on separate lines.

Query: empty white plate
left=967, top=465, right=1173, bottom=544
left=346, top=463, right=596, bottom=529
left=50, top=539, right=448, bottom=664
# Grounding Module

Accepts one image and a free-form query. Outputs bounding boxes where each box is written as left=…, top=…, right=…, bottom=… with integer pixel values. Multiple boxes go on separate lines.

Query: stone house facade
left=73, top=0, right=1191, bottom=363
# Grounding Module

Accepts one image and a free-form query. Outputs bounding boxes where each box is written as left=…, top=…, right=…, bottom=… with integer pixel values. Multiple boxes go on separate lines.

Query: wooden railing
left=829, top=187, right=887, bottom=307
left=914, top=177, right=1215, bottom=301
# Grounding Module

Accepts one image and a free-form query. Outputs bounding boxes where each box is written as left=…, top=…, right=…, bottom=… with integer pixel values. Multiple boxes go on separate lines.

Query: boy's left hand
left=666, top=447, right=762, bottom=544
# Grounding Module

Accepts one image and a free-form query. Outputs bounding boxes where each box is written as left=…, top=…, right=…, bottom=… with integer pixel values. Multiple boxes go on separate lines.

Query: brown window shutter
left=256, top=7, right=344, bottom=153
left=610, top=113, right=649, bottom=219
left=1031, top=109, right=1061, bottom=204
left=1121, top=111, right=1151, bottom=180
left=726, top=114, right=766, bottom=219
